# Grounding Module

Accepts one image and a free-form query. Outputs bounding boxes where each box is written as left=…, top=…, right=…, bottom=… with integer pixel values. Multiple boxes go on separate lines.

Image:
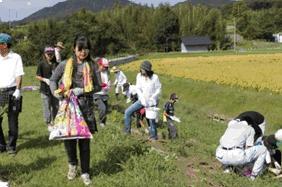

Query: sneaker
left=247, top=175, right=256, bottom=181
left=81, top=173, right=91, bottom=186
left=223, top=168, right=231, bottom=174
left=6, top=147, right=16, bottom=156
left=67, top=164, right=77, bottom=180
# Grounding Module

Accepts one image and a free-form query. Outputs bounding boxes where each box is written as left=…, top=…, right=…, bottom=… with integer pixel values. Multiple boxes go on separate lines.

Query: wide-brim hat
left=55, top=41, right=65, bottom=49
left=140, top=60, right=152, bottom=72
left=110, top=66, right=120, bottom=73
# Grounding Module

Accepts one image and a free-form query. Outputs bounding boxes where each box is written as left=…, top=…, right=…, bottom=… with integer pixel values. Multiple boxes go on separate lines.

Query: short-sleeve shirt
left=164, top=101, right=174, bottom=119
left=0, top=51, right=24, bottom=88
left=36, top=61, right=58, bottom=95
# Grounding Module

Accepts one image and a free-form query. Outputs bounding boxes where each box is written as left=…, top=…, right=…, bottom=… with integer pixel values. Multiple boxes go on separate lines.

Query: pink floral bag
left=49, top=93, right=93, bottom=140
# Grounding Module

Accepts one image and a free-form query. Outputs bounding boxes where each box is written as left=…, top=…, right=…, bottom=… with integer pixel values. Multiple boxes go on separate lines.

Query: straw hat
left=55, top=41, right=65, bottom=49
left=110, top=66, right=120, bottom=73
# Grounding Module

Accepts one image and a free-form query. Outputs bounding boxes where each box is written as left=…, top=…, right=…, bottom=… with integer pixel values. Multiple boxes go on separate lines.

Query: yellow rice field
left=122, top=53, right=282, bottom=93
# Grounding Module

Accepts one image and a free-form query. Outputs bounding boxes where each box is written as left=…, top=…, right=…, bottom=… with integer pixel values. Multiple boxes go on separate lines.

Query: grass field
left=0, top=52, right=281, bottom=186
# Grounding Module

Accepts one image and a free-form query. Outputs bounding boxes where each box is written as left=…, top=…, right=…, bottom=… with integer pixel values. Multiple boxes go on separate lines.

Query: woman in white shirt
left=124, top=61, right=161, bottom=141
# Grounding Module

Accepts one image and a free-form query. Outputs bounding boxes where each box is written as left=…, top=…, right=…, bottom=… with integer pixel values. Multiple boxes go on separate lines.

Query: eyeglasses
left=78, top=48, right=90, bottom=53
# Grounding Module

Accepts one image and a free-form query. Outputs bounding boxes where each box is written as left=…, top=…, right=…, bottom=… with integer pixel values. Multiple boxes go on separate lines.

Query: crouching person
left=215, top=118, right=267, bottom=180
left=263, top=129, right=282, bottom=176
left=50, top=35, right=100, bottom=186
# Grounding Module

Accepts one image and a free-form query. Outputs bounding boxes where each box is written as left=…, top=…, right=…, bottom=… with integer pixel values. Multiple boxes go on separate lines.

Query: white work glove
left=274, top=161, right=281, bottom=170
left=126, top=98, right=131, bottom=104
left=170, top=116, right=181, bottom=123
left=12, top=89, right=21, bottom=100
left=140, top=98, right=148, bottom=107
left=42, top=78, right=50, bottom=86
left=72, top=88, right=84, bottom=96
left=148, top=98, right=156, bottom=107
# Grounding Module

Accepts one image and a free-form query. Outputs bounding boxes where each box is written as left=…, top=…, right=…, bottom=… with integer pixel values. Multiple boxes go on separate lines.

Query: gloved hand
left=42, top=78, right=50, bottom=86
left=274, top=161, right=281, bottom=170
left=148, top=98, right=156, bottom=107
left=140, top=98, right=148, bottom=107
left=53, top=92, right=63, bottom=100
left=12, top=89, right=21, bottom=100
left=101, top=83, right=109, bottom=91
left=72, top=88, right=84, bottom=96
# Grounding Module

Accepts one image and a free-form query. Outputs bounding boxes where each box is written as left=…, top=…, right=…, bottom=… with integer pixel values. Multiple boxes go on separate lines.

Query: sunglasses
left=77, top=48, right=90, bottom=53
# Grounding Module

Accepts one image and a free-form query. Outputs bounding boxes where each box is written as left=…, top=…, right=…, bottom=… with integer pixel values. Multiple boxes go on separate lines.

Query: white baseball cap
left=275, top=129, right=282, bottom=141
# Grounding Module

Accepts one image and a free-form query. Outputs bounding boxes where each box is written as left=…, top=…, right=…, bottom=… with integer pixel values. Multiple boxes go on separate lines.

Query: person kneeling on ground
left=215, top=115, right=267, bottom=180
left=263, top=129, right=282, bottom=176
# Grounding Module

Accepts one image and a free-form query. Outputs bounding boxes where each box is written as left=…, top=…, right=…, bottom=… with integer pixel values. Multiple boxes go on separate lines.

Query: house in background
left=181, top=36, right=212, bottom=52
left=273, top=33, right=282, bottom=43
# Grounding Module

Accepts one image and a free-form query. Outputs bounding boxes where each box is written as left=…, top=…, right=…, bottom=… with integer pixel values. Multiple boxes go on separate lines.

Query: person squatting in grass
left=263, top=129, right=282, bottom=177
left=111, top=66, right=127, bottom=100
left=36, top=46, right=59, bottom=132
left=0, top=33, right=24, bottom=155
left=163, top=93, right=180, bottom=139
left=215, top=111, right=268, bottom=180
left=124, top=60, right=161, bottom=141
left=93, top=57, right=111, bottom=128
left=50, top=35, right=101, bottom=186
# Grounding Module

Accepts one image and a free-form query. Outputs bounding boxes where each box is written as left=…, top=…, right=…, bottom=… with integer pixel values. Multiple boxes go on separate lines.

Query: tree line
left=0, top=1, right=282, bottom=66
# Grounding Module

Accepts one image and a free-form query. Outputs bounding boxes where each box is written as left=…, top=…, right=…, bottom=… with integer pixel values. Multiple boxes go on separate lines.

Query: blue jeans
left=148, top=119, right=158, bottom=140
left=124, top=100, right=143, bottom=133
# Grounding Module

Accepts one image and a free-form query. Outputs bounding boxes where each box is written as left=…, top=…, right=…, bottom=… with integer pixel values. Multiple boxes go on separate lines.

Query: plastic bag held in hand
left=170, top=116, right=181, bottom=123
left=12, top=89, right=21, bottom=100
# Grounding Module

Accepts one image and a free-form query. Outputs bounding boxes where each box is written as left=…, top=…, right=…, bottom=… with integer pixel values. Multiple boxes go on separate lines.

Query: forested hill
left=20, top=0, right=135, bottom=23
left=175, top=0, right=233, bottom=7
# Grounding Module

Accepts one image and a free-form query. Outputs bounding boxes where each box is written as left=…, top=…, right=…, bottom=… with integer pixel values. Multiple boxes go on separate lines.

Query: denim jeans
left=124, top=100, right=143, bottom=133
left=148, top=118, right=158, bottom=140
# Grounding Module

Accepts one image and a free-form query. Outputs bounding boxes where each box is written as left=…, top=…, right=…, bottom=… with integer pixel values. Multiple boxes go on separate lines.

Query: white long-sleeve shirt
left=220, top=120, right=255, bottom=148
left=114, top=71, right=127, bottom=86
left=95, top=71, right=111, bottom=95
left=135, top=73, right=161, bottom=106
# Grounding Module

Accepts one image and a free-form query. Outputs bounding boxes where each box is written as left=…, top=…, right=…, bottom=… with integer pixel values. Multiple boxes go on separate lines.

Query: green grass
left=0, top=64, right=281, bottom=186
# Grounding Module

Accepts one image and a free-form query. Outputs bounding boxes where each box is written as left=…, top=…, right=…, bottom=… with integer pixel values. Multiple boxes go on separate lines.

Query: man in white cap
left=0, top=33, right=24, bottom=155
left=215, top=117, right=267, bottom=180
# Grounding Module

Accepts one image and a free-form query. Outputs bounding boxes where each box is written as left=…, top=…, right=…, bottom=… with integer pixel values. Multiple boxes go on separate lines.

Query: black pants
left=78, top=95, right=97, bottom=133
left=0, top=94, right=21, bottom=151
left=167, top=119, right=177, bottom=139
left=94, top=95, right=108, bottom=125
left=64, top=139, right=90, bottom=174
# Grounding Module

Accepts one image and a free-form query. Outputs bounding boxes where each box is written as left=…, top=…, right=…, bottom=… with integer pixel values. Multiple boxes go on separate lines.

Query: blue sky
left=0, top=0, right=185, bottom=22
